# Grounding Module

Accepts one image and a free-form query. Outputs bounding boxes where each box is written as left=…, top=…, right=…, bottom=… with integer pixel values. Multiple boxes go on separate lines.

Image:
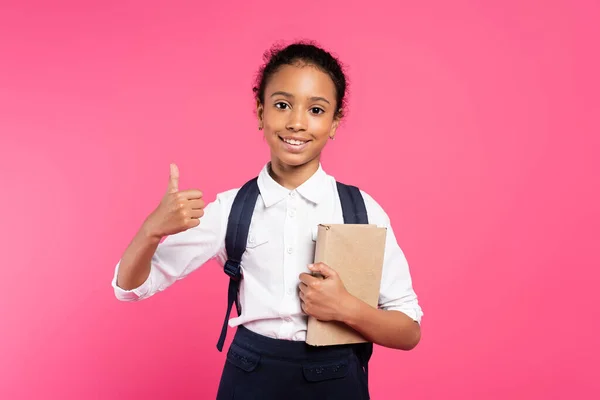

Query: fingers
left=188, top=199, right=205, bottom=210
left=180, top=189, right=203, bottom=200
left=299, top=272, right=316, bottom=286
left=168, top=163, right=179, bottom=193
left=187, top=218, right=201, bottom=228
left=298, top=281, right=308, bottom=293
left=308, top=262, right=336, bottom=278
left=188, top=209, right=205, bottom=219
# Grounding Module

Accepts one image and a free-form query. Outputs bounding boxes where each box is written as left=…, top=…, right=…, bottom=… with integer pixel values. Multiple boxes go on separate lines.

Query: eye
left=275, top=102, right=290, bottom=110
left=310, top=107, right=325, bottom=115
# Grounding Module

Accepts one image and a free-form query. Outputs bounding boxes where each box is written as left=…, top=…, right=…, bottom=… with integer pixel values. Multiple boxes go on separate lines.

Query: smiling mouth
left=279, top=136, right=311, bottom=146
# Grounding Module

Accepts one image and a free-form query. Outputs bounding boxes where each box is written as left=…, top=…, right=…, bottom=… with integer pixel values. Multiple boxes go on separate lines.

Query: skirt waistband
left=231, top=325, right=357, bottom=361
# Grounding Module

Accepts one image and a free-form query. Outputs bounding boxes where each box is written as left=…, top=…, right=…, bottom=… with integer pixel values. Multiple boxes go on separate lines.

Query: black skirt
left=216, top=325, right=370, bottom=400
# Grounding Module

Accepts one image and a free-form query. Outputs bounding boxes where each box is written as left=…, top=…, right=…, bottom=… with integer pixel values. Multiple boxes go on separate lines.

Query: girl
left=113, top=41, right=423, bottom=399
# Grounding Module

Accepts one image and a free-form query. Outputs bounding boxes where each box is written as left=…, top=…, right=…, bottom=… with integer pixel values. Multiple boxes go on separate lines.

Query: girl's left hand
left=298, top=263, right=353, bottom=322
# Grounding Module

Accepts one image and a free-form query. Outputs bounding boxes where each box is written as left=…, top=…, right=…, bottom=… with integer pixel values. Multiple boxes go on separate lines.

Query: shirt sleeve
left=361, top=191, right=424, bottom=323
left=111, top=190, right=232, bottom=301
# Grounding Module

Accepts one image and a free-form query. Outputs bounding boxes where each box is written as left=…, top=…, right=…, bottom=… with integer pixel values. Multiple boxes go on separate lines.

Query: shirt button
left=288, top=209, right=296, bottom=218
left=287, top=288, right=294, bottom=295
left=284, top=317, right=292, bottom=322
left=290, top=191, right=296, bottom=198
left=287, top=247, right=293, bottom=254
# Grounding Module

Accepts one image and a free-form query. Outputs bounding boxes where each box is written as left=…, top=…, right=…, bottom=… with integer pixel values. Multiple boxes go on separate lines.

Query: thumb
left=309, top=262, right=336, bottom=279
left=168, top=163, right=179, bottom=193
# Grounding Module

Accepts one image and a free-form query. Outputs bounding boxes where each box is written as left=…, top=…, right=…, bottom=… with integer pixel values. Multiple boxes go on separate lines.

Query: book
left=306, top=223, right=387, bottom=346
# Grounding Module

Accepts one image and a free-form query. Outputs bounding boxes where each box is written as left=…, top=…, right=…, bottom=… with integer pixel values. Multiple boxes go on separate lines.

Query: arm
left=115, top=223, right=162, bottom=291
left=299, top=263, right=421, bottom=350
left=350, top=192, right=423, bottom=349
left=112, top=164, right=226, bottom=301
left=340, top=292, right=421, bottom=350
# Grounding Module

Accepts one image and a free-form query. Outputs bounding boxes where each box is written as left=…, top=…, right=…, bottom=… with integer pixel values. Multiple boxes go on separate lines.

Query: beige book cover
left=306, top=224, right=387, bottom=346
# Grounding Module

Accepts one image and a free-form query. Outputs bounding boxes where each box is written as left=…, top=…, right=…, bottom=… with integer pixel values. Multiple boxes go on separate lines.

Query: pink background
left=1, top=1, right=598, bottom=399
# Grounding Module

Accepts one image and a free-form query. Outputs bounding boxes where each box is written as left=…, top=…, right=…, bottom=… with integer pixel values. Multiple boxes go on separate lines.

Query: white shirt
left=112, top=163, right=423, bottom=340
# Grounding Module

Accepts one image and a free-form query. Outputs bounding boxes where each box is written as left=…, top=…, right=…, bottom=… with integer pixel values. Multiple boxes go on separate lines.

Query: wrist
left=338, top=293, right=362, bottom=325
left=141, top=219, right=163, bottom=243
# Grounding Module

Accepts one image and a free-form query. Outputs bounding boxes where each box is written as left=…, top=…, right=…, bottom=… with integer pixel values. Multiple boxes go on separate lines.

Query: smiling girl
left=113, top=41, right=423, bottom=399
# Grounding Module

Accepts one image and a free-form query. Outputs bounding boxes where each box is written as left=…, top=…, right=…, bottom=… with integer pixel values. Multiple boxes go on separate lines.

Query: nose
left=286, top=108, right=307, bottom=132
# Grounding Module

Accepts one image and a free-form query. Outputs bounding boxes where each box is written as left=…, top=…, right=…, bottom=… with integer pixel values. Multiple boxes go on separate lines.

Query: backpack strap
left=216, top=177, right=260, bottom=352
left=336, top=181, right=374, bottom=380
left=336, top=181, right=369, bottom=225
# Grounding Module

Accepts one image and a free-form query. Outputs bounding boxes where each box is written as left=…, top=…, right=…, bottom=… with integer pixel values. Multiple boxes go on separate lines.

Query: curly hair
left=253, top=41, right=348, bottom=119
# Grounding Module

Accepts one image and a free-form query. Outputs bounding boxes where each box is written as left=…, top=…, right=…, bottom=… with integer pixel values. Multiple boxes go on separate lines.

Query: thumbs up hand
left=144, top=163, right=205, bottom=239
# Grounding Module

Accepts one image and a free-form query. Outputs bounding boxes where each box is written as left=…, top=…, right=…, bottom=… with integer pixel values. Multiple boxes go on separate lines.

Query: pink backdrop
left=1, top=1, right=598, bottom=399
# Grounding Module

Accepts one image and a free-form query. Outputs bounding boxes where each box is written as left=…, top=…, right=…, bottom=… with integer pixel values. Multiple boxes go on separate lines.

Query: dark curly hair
left=253, top=41, right=348, bottom=119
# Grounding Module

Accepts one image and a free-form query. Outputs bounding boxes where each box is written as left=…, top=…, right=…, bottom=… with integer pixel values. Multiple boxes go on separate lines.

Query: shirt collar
left=257, top=162, right=329, bottom=207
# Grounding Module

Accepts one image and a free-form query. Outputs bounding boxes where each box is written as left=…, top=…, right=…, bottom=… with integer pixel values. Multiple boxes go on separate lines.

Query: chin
left=272, top=152, right=318, bottom=168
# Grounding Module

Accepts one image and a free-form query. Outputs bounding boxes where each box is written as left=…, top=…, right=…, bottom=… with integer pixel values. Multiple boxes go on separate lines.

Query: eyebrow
left=270, top=91, right=331, bottom=105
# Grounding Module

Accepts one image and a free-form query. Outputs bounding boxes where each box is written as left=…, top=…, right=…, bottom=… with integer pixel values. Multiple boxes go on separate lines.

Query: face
left=257, top=63, right=340, bottom=169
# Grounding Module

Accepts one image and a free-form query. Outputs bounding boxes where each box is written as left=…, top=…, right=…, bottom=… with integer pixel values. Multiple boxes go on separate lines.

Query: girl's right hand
left=144, top=163, right=205, bottom=239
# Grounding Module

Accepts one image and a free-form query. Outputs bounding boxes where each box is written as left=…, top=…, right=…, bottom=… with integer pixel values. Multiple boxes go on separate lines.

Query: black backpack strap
left=216, top=177, right=260, bottom=352
left=336, top=181, right=368, bottom=225
left=336, top=181, right=374, bottom=379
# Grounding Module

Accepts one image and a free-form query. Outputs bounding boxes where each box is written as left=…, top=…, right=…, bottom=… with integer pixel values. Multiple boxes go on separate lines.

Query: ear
left=256, top=100, right=264, bottom=130
left=329, top=114, right=341, bottom=140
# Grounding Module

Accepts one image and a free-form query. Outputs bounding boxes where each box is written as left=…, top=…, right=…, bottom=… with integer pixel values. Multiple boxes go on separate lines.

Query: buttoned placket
left=278, top=189, right=299, bottom=338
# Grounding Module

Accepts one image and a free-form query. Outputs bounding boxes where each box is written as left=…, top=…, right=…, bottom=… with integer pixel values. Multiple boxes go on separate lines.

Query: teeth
left=283, top=138, right=306, bottom=145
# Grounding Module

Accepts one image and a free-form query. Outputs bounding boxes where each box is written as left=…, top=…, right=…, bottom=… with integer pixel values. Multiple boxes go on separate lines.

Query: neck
left=269, top=157, right=320, bottom=190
